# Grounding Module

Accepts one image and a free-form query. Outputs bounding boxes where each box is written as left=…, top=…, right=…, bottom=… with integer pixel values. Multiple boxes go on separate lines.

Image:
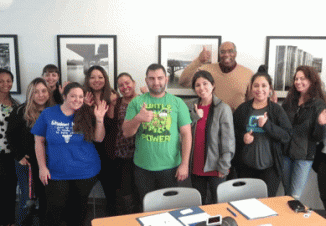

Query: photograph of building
left=274, top=45, right=323, bottom=91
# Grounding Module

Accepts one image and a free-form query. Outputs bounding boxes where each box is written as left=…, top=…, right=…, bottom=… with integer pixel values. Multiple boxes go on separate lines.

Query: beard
left=148, top=83, right=167, bottom=95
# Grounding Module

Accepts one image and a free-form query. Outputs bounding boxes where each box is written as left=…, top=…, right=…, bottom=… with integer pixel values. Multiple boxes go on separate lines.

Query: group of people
left=180, top=42, right=326, bottom=206
left=0, top=40, right=326, bottom=226
left=0, top=64, right=140, bottom=226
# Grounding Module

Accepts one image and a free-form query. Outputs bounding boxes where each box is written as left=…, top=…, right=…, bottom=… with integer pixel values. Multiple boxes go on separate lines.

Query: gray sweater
left=186, top=95, right=235, bottom=175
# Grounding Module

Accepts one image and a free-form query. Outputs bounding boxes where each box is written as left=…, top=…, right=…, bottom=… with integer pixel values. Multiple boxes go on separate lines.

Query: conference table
left=92, top=196, right=326, bottom=225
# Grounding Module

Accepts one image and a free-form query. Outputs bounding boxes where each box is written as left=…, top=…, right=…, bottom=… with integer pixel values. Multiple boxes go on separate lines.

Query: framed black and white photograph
left=265, top=36, right=326, bottom=98
left=0, top=35, right=20, bottom=94
left=159, top=35, right=221, bottom=96
left=57, top=35, right=117, bottom=89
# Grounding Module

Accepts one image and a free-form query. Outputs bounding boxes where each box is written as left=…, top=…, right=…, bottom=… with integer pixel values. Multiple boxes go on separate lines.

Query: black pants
left=44, top=176, right=97, bottom=226
left=191, top=174, right=226, bottom=205
left=0, top=156, right=16, bottom=225
left=134, top=165, right=178, bottom=210
left=98, top=156, right=121, bottom=216
left=238, top=165, right=280, bottom=197
left=99, top=157, right=140, bottom=215
left=317, top=160, right=326, bottom=209
left=115, top=158, right=140, bottom=214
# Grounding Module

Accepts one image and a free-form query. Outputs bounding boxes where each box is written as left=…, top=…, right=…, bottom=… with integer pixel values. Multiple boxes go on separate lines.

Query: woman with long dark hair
left=31, top=82, right=108, bottom=226
left=282, top=65, right=326, bottom=200
left=233, top=65, right=292, bottom=197
left=83, top=65, right=120, bottom=215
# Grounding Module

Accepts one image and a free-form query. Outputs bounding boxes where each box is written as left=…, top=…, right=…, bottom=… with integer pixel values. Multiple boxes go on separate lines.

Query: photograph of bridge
left=57, top=35, right=117, bottom=88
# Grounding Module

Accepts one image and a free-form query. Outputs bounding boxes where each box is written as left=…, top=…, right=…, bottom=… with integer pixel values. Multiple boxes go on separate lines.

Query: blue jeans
left=15, top=160, right=35, bottom=226
left=282, top=156, right=313, bottom=199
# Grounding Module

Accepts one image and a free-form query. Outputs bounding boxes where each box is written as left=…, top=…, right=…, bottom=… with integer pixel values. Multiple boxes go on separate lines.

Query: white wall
left=1, top=0, right=325, bottom=209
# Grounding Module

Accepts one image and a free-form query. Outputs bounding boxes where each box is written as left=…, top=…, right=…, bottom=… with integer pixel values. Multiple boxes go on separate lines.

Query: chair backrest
left=217, top=178, right=268, bottom=203
left=143, top=187, right=202, bottom=212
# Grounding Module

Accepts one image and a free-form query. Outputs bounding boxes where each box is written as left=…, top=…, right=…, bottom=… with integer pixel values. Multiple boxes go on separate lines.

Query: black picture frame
left=265, top=36, right=326, bottom=98
left=57, top=35, right=117, bottom=89
left=0, top=35, right=21, bottom=94
left=158, top=35, right=221, bottom=97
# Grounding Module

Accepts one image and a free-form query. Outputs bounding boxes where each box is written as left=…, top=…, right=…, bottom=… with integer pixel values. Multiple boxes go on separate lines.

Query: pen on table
left=227, top=207, right=237, bottom=217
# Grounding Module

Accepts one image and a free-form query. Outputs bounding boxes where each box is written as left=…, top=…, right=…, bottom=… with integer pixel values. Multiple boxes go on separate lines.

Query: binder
left=229, top=198, right=278, bottom=220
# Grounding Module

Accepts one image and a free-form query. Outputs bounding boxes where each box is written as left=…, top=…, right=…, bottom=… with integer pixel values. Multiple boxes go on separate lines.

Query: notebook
left=229, top=198, right=278, bottom=220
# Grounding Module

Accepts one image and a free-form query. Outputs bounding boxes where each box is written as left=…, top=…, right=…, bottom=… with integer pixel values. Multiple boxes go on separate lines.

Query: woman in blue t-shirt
left=32, top=82, right=108, bottom=226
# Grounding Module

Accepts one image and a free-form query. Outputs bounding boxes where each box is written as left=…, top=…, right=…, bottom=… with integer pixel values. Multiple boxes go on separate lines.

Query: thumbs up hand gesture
left=244, top=130, right=254, bottom=144
left=136, top=103, right=154, bottom=123
left=194, top=104, right=204, bottom=118
left=198, top=46, right=211, bottom=64
left=258, top=112, right=268, bottom=127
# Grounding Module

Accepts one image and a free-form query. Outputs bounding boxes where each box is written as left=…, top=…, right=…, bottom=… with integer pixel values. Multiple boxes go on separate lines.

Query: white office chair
left=143, top=187, right=202, bottom=212
left=217, top=178, right=268, bottom=203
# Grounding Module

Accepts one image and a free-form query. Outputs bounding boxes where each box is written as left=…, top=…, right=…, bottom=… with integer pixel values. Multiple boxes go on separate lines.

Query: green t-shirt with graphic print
left=125, top=92, right=191, bottom=171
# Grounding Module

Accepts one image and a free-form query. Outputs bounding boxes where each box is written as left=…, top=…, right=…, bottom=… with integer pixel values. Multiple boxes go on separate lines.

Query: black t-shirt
left=242, top=106, right=273, bottom=170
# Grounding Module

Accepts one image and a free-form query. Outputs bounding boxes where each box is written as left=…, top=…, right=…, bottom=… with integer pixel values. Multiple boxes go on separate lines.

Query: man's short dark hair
left=146, top=64, right=166, bottom=76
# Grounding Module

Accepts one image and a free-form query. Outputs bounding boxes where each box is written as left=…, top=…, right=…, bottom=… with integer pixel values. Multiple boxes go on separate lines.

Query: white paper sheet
left=178, top=213, right=210, bottom=225
left=138, top=212, right=184, bottom=226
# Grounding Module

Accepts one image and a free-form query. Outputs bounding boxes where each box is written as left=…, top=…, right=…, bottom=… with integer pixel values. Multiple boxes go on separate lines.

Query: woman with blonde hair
left=7, top=77, right=52, bottom=225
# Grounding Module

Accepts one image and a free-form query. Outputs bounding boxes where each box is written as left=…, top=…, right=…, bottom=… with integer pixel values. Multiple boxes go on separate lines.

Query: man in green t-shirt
left=122, top=64, right=192, bottom=205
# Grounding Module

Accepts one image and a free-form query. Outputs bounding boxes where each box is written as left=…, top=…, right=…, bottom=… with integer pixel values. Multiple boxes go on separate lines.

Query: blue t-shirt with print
left=31, top=105, right=101, bottom=180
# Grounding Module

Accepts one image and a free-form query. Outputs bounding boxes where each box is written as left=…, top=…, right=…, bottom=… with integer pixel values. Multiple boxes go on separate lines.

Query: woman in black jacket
left=282, top=65, right=326, bottom=200
left=233, top=66, right=292, bottom=197
left=7, top=78, right=53, bottom=225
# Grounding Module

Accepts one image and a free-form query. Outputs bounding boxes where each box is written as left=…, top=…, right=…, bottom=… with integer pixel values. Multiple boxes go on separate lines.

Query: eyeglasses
left=220, top=49, right=236, bottom=55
